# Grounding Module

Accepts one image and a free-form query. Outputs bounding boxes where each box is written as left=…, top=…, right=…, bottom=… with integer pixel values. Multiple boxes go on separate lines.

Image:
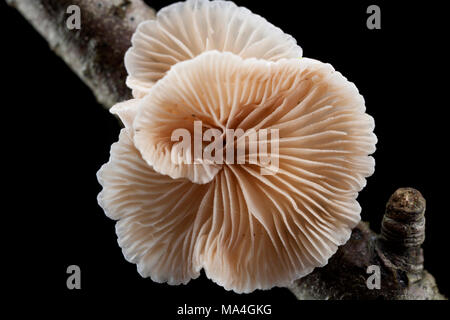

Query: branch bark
left=289, top=189, right=445, bottom=300
left=6, top=0, right=155, bottom=108
left=8, top=0, right=446, bottom=300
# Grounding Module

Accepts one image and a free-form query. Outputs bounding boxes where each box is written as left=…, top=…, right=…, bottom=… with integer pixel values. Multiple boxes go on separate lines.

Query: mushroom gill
left=124, top=0, right=302, bottom=98
left=97, top=50, right=376, bottom=293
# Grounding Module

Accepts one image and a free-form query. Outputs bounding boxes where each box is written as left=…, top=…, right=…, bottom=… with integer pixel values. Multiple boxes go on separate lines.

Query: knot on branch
left=379, top=188, right=425, bottom=275
left=382, top=187, right=426, bottom=247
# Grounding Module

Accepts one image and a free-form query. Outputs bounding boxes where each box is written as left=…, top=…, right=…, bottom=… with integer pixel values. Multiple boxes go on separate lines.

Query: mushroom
left=97, top=50, right=377, bottom=293
left=124, top=0, right=302, bottom=98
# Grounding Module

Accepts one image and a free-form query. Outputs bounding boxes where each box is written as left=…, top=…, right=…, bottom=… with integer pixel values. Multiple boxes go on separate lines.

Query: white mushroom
left=97, top=50, right=376, bottom=293
left=124, top=0, right=302, bottom=98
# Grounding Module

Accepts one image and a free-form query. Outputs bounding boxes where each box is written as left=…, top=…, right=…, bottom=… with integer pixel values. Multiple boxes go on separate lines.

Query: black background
left=3, top=0, right=449, bottom=315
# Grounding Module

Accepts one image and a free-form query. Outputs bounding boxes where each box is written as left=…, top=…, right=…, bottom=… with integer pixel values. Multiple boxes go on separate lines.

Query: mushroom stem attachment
left=379, top=188, right=425, bottom=276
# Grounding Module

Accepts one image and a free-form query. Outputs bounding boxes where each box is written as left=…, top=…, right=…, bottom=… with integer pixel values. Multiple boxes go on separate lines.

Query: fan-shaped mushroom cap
left=97, top=129, right=209, bottom=284
left=125, top=0, right=302, bottom=98
left=98, top=51, right=376, bottom=293
left=110, top=99, right=141, bottom=132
